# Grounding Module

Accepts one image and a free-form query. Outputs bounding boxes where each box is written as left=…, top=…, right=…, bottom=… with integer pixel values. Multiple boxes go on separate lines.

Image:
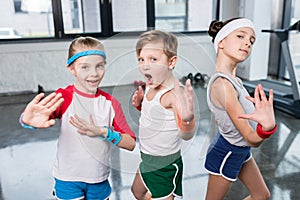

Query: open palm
left=22, top=92, right=64, bottom=128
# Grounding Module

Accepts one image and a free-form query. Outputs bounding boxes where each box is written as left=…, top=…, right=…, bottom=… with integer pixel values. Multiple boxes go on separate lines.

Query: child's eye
left=237, top=35, right=244, bottom=39
left=250, top=37, right=256, bottom=45
left=81, top=65, right=88, bottom=69
left=96, top=64, right=105, bottom=69
left=151, top=57, right=157, bottom=62
left=138, top=58, right=144, bottom=63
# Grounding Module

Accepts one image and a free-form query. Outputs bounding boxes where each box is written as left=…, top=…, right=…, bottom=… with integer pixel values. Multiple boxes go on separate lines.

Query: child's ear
left=169, top=56, right=178, bottom=69
left=218, top=40, right=225, bottom=50
left=67, top=65, right=76, bottom=76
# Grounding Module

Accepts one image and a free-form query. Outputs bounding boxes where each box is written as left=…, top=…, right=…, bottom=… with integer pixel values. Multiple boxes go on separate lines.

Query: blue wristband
left=19, top=114, right=36, bottom=130
left=103, top=126, right=122, bottom=145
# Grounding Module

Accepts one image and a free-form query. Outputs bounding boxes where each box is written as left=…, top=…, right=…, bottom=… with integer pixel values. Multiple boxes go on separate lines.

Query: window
left=14, top=0, right=27, bottom=13
left=0, top=0, right=215, bottom=40
left=1, top=0, right=54, bottom=38
left=155, top=0, right=213, bottom=32
left=62, top=0, right=102, bottom=34
left=112, top=0, right=147, bottom=32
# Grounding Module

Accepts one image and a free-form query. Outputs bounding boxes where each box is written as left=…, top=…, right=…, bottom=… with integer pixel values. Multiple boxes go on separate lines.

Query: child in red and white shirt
left=19, top=36, right=136, bottom=200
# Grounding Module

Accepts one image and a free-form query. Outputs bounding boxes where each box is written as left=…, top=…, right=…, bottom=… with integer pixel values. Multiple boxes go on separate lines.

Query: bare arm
left=70, top=114, right=136, bottom=151
left=172, top=79, right=196, bottom=140
left=212, top=79, right=276, bottom=147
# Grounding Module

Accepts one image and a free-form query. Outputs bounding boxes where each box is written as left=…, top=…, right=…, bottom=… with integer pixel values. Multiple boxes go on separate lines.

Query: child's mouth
left=87, top=80, right=99, bottom=86
left=144, top=74, right=153, bottom=84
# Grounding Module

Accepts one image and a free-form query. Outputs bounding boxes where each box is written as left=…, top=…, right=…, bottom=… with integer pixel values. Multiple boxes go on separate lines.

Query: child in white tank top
left=131, top=30, right=196, bottom=200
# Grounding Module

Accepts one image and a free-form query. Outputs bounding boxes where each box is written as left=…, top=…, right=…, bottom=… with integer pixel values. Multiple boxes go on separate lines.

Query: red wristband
left=177, top=113, right=195, bottom=132
left=256, top=123, right=277, bottom=139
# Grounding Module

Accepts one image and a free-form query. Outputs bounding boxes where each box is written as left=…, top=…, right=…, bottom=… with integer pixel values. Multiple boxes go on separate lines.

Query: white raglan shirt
left=51, top=85, right=135, bottom=183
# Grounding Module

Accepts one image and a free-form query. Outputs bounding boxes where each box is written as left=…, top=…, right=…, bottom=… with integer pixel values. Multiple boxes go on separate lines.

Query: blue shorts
left=54, top=178, right=111, bottom=200
left=204, top=133, right=252, bottom=181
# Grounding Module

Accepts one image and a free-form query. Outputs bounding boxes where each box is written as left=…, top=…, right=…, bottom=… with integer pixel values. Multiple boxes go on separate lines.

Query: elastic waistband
left=218, top=133, right=250, bottom=151
left=141, top=150, right=181, bottom=169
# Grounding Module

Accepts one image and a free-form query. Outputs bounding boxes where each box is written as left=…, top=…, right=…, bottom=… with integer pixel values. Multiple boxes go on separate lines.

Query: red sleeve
left=49, top=85, right=73, bottom=119
left=111, top=96, right=136, bottom=140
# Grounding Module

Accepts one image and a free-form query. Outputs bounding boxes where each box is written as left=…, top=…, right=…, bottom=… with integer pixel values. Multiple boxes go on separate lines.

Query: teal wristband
left=103, top=126, right=122, bottom=145
left=19, top=114, right=36, bottom=130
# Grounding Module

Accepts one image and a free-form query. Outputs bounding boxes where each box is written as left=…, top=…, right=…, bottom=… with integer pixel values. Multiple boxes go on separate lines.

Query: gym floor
left=0, top=84, right=299, bottom=200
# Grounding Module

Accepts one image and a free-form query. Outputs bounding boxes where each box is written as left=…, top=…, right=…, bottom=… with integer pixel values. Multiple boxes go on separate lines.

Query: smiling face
left=69, top=52, right=106, bottom=94
left=137, top=42, right=177, bottom=89
left=220, top=27, right=256, bottom=62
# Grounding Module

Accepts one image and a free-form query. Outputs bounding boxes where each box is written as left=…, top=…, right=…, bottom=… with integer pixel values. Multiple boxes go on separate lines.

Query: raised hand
left=69, top=114, right=107, bottom=137
left=22, top=92, right=64, bottom=128
left=173, top=78, right=194, bottom=121
left=132, top=86, right=144, bottom=110
left=238, top=84, right=276, bottom=131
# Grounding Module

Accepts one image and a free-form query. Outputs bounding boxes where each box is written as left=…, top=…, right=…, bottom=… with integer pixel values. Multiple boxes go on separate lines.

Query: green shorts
left=139, top=151, right=183, bottom=199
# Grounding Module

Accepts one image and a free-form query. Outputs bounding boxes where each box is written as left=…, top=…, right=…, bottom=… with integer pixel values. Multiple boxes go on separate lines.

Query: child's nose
left=142, top=63, right=150, bottom=70
left=245, top=39, right=252, bottom=47
left=90, top=67, right=99, bottom=75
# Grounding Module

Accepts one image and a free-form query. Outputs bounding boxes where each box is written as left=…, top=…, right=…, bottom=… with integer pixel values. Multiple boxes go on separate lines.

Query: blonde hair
left=68, top=36, right=105, bottom=59
left=136, top=30, right=178, bottom=59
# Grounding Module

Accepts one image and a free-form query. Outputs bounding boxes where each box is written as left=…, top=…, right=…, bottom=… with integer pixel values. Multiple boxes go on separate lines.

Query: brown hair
left=208, top=17, right=241, bottom=43
left=68, top=36, right=105, bottom=59
left=136, top=30, right=178, bottom=59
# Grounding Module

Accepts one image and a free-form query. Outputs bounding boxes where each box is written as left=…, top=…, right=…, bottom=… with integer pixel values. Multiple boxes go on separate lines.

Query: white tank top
left=207, top=72, right=256, bottom=146
left=139, top=85, right=181, bottom=156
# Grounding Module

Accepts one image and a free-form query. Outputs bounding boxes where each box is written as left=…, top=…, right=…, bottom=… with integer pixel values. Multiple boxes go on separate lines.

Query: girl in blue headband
left=204, top=18, right=277, bottom=199
left=19, top=36, right=136, bottom=200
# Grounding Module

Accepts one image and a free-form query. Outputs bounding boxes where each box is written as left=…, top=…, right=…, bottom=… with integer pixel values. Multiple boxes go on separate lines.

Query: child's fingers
left=185, top=79, right=193, bottom=95
left=245, top=95, right=255, bottom=104
left=77, top=129, right=87, bottom=135
left=138, top=86, right=143, bottom=95
left=71, top=115, right=86, bottom=128
left=89, top=115, right=95, bottom=125
left=268, top=89, right=274, bottom=105
left=30, top=93, right=46, bottom=105
left=185, top=79, right=191, bottom=88
left=44, top=119, right=56, bottom=128
left=254, top=84, right=260, bottom=103
left=39, top=92, right=58, bottom=106
left=48, top=97, right=64, bottom=113
left=258, top=84, right=267, bottom=102
left=132, top=94, right=138, bottom=105
left=74, top=114, right=86, bottom=124
left=132, top=86, right=144, bottom=106
left=44, top=93, right=63, bottom=108
left=69, top=116, right=79, bottom=127
left=238, top=113, right=253, bottom=121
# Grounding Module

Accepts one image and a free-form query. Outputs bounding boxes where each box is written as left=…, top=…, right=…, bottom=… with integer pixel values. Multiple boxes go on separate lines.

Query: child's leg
left=165, top=195, right=175, bottom=200
left=238, top=158, right=270, bottom=200
left=205, top=174, right=232, bottom=200
left=131, top=170, right=151, bottom=200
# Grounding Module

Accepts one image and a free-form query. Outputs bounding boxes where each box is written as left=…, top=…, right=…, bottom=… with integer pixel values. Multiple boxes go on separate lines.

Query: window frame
left=0, top=0, right=218, bottom=42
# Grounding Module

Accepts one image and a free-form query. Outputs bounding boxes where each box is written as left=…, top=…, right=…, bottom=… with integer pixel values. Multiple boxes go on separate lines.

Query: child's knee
left=251, top=189, right=270, bottom=200
left=131, top=185, right=149, bottom=200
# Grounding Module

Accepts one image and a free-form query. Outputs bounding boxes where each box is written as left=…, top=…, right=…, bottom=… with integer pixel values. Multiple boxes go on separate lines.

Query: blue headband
left=67, top=50, right=106, bottom=65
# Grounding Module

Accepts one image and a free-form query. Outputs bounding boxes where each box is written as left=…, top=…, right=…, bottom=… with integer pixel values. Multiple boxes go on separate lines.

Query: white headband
left=213, top=18, right=255, bottom=52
